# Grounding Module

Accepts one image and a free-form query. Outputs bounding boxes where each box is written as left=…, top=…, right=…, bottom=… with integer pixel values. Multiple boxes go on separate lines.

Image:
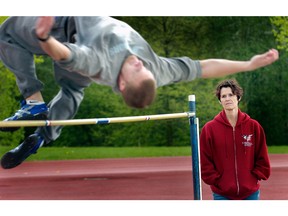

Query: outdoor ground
left=0, top=154, right=287, bottom=200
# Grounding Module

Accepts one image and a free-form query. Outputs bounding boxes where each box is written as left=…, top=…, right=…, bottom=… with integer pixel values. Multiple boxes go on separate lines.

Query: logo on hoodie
left=242, top=134, right=253, bottom=147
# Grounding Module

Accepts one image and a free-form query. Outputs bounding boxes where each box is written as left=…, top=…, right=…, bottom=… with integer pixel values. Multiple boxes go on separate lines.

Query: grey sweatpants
left=35, top=64, right=92, bottom=144
left=0, top=16, right=92, bottom=144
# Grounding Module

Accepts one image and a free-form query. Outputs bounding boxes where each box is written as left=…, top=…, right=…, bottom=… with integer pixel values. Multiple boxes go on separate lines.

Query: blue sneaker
left=1, top=133, right=44, bottom=169
left=0, top=100, right=49, bottom=132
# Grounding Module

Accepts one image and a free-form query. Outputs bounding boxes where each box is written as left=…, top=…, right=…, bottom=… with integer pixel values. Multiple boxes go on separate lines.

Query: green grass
left=267, top=145, right=288, bottom=154
left=0, top=146, right=193, bottom=162
left=0, top=145, right=287, bottom=162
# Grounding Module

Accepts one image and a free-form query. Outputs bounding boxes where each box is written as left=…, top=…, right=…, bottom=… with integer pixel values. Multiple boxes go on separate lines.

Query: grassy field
left=0, top=145, right=287, bottom=162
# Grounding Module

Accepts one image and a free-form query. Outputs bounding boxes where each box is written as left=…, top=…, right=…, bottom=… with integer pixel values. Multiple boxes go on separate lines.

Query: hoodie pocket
left=238, top=169, right=259, bottom=194
left=216, top=169, right=238, bottom=195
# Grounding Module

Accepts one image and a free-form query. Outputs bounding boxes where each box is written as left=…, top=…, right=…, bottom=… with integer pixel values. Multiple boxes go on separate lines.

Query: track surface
left=0, top=154, right=287, bottom=200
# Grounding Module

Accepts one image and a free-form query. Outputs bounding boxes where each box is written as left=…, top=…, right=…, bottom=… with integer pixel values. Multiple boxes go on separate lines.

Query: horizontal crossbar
left=0, top=112, right=195, bottom=127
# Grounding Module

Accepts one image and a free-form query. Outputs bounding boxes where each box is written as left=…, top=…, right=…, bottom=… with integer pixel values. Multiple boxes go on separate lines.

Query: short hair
left=122, top=79, right=156, bottom=109
left=215, top=79, right=243, bottom=101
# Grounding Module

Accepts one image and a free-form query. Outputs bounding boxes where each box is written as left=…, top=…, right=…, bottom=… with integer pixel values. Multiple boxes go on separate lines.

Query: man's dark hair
left=215, top=79, right=243, bottom=101
left=122, top=79, right=156, bottom=109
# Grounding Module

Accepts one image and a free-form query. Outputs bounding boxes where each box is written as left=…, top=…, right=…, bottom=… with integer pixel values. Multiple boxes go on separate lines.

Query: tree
left=1, top=17, right=286, bottom=148
left=51, top=17, right=287, bottom=147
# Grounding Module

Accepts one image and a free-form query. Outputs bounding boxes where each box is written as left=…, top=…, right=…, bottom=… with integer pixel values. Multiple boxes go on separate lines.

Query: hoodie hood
left=214, top=109, right=251, bottom=127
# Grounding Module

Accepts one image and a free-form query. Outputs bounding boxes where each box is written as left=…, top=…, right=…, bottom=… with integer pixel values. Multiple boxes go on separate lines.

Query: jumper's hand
left=35, top=16, right=70, bottom=61
left=249, top=49, right=279, bottom=70
left=35, top=16, right=55, bottom=39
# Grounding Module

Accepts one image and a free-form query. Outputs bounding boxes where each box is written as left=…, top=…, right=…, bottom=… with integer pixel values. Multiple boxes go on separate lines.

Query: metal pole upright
left=188, top=95, right=202, bottom=200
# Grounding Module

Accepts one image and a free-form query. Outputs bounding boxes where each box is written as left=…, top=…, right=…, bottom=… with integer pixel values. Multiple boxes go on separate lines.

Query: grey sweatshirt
left=57, top=17, right=202, bottom=92
left=0, top=16, right=202, bottom=94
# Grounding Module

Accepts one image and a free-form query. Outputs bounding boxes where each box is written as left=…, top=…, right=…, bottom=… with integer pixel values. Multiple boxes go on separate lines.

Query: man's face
left=119, top=55, right=155, bottom=91
left=122, top=55, right=144, bottom=74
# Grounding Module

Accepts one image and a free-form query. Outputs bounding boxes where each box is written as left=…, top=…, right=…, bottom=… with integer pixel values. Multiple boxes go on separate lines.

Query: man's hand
left=249, top=49, right=279, bottom=70
left=35, top=16, right=55, bottom=40
left=36, top=16, right=71, bottom=61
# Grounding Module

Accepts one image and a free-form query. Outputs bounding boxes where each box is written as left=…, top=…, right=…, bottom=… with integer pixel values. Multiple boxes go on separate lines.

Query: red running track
left=0, top=154, right=287, bottom=200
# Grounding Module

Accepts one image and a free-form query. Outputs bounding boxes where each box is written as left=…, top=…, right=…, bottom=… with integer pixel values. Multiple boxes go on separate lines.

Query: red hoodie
left=200, top=109, right=270, bottom=200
